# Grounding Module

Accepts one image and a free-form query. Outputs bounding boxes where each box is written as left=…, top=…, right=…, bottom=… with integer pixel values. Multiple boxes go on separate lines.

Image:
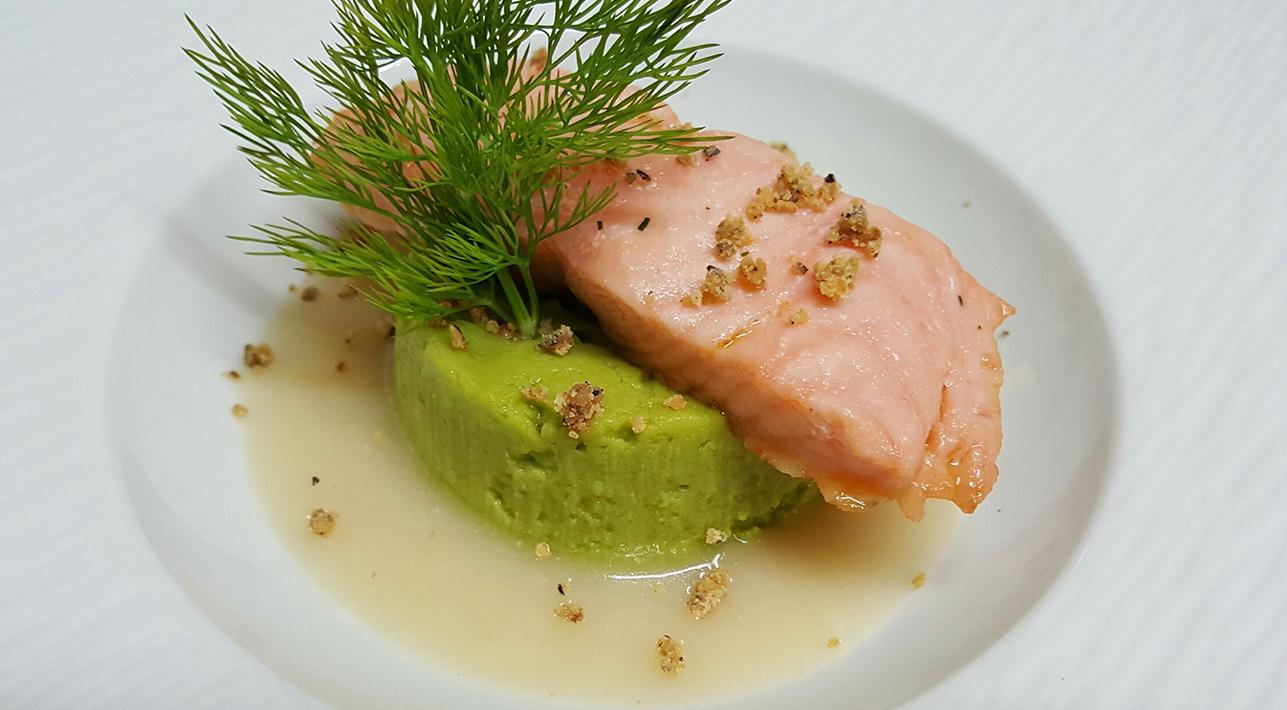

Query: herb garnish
left=187, top=0, right=728, bottom=337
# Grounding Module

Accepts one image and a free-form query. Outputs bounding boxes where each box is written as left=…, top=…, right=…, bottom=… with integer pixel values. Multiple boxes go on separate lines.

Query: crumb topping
left=308, top=508, right=337, bottom=537
left=676, top=151, right=699, bottom=166
left=828, top=637, right=841, bottom=649
left=686, top=568, right=730, bottom=618
left=301, top=286, right=319, bottom=302
left=788, top=308, right=809, bottom=325
left=680, top=289, right=703, bottom=308
left=911, top=572, right=926, bottom=588
left=814, top=253, right=862, bottom=299
left=790, top=256, right=809, bottom=275
left=652, top=583, right=665, bottom=594
left=535, top=542, right=551, bottom=559
left=225, top=370, right=241, bottom=380
left=703, top=146, right=721, bottom=159
left=705, top=528, right=728, bottom=545
left=538, top=325, right=575, bottom=356
left=657, top=635, right=685, bottom=675
left=554, top=602, right=584, bottom=623
left=745, top=162, right=838, bottom=220
left=663, top=394, right=686, bottom=410
left=737, top=255, right=767, bottom=289
left=243, top=343, right=275, bottom=369
left=554, top=382, right=605, bottom=438
left=449, top=324, right=468, bottom=351
left=714, top=215, right=753, bottom=260
left=702, top=265, right=732, bottom=302
left=768, top=141, right=798, bottom=162
left=828, top=199, right=882, bottom=257
left=520, top=385, right=548, bottom=402
left=231, top=404, right=248, bottom=418
left=631, top=416, right=647, bottom=434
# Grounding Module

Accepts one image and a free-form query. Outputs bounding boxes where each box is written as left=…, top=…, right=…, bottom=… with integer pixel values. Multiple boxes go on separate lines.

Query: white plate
left=4, top=2, right=1286, bottom=708
left=106, top=46, right=1113, bottom=709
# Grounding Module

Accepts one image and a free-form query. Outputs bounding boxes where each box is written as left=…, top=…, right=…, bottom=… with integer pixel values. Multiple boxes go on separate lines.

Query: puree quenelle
left=394, top=306, right=816, bottom=558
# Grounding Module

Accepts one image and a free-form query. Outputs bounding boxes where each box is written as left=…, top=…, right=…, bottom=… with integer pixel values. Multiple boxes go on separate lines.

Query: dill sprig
left=186, top=0, right=729, bottom=337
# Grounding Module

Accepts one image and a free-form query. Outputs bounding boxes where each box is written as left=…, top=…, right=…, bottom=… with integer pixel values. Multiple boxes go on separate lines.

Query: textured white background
left=2, top=1, right=1286, bottom=708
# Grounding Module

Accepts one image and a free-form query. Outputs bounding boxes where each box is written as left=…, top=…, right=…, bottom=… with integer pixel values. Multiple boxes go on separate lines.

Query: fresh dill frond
left=186, top=0, right=729, bottom=337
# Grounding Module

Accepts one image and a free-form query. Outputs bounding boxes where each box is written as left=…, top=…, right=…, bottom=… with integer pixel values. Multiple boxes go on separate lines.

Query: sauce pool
left=237, top=280, right=960, bottom=704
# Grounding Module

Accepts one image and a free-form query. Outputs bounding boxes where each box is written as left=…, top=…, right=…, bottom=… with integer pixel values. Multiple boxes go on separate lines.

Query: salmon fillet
left=535, top=134, right=1012, bottom=519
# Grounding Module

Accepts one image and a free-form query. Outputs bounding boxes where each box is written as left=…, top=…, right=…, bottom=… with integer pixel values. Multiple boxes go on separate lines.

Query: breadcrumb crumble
left=554, top=602, right=584, bottom=623
left=745, top=162, right=838, bottom=220
left=663, top=394, right=686, bottom=410
left=535, top=542, right=552, bottom=559
left=520, top=385, right=548, bottom=402
left=231, top=404, right=248, bottom=418
left=828, top=199, right=882, bottom=257
left=737, top=255, right=767, bottom=289
left=631, top=416, right=647, bottom=434
left=301, top=286, right=319, bottom=302
left=680, top=290, right=704, bottom=308
left=788, top=308, right=809, bottom=325
left=308, top=508, right=337, bottom=537
left=657, top=635, right=685, bottom=675
left=911, top=572, right=926, bottom=589
left=827, top=637, right=841, bottom=649
left=449, top=324, right=468, bottom=351
left=243, top=343, right=275, bottom=370
left=705, top=528, right=728, bottom=544
left=814, top=253, right=862, bottom=299
left=714, top=215, right=753, bottom=260
left=702, top=266, right=732, bottom=302
left=224, top=370, right=241, bottom=380
left=554, top=382, right=605, bottom=438
left=686, top=568, right=730, bottom=618
left=538, top=325, right=575, bottom=356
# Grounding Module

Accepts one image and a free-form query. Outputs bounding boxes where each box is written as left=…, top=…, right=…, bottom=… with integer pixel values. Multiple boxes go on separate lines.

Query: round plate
left=106, top=46, right=1118, bottom=709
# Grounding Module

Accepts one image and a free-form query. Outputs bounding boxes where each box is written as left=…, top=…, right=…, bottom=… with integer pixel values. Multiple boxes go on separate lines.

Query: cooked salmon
left=534, top=134, right=1012, bottom=519
left=333, top=76, right=1012, bottom=518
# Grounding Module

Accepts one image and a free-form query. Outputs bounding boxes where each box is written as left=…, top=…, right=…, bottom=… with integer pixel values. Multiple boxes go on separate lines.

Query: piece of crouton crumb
left=657, top=635, right=685, bottom=675
left=231, top=404, right=248, bottom=418
left=554, top=382, right=605, bottom=438
left=714, top=215, right=753, bottom=260
left=535, top=542, right=551, bottom=559
left=520, top=385, right=548, bottom=402
left=300, top=286, right=319, bottom=302
left=224, top=370, right=241, bottom=380
left=554, top=602, right=584, bottom=623
left=538, top=325, right=575, bottom=356
left=243, top=343, right=275, bottom=369
left=449, top=324, right=468, bottom=351
left=686, top=568, right=730, bottom=618
left=828, top=199, right=883, bottom=257
left=663, top=394, right=686, bottom=410
left=653, top=582, right=665, bottom=594
left=788, top=309, right=809, bottom=325
left=705, top=528, right=728, bottom=544
left=702, top=266, right=732, bottom=302
left=681, top=290, right=704, bottom=308
left=828, top=637, right=841, bottom=649
left=737, top=255, right=767, bottom=289
left=631, top=416, right=647, bottom=434
left=911, top=572, right=926, bottom=588
left=745, top=162, right=837, bottom=221
left=308, top=508, right=337, bottom=537
left=814, top=253, right=862, bottom=299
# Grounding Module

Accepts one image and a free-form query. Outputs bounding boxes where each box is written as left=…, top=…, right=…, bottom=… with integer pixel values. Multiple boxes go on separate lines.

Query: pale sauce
left=238, top=281, right=960, bottom=704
